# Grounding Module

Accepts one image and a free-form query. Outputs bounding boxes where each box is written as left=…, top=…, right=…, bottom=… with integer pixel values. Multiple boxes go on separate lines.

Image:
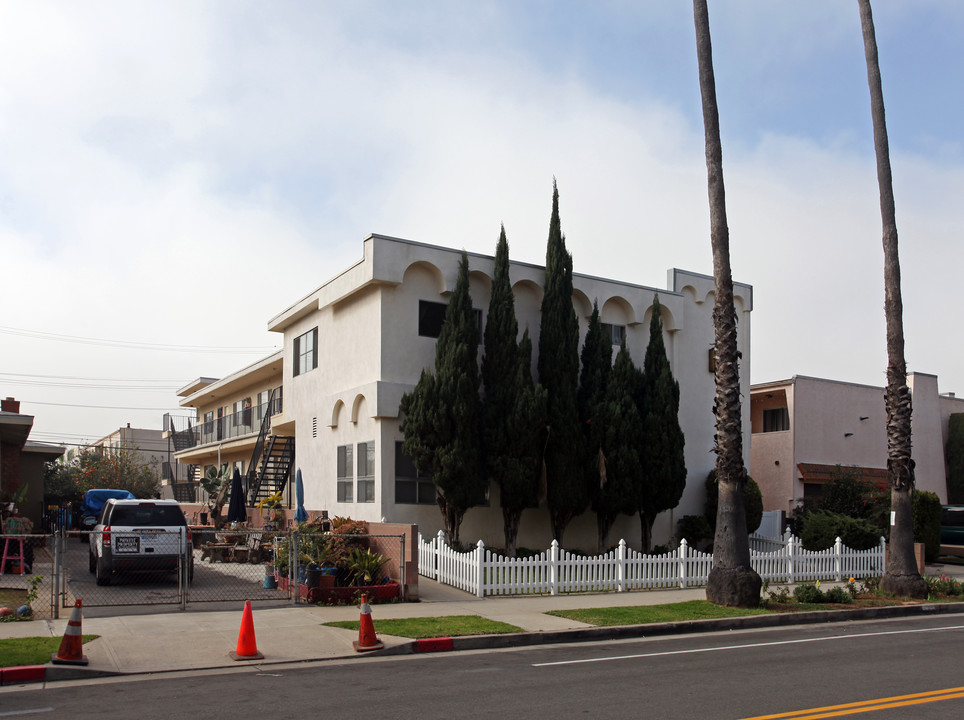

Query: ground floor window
left=337, top=444, right=353, bottom=502
left=394, top=442, right=436, bottom=505
left=357, top=441, right=375, bottom=503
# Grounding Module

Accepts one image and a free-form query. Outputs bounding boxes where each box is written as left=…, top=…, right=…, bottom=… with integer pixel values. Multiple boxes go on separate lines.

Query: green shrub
left=676, top=515, right=713, bottom=545
left=823, top=586, right=852, bottom=604
left=912, top=490, right=942, bottom=563
left=798, top=510, right=880, bottom=551
left=793, top=584, right=825, bottom=604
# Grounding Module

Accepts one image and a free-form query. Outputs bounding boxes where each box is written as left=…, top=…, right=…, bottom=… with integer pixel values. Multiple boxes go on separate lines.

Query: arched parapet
left=642, top=296, right=679, bottom=333
left=351, top=393, right=368, bottom=424
left=402, top=260, right=447, bottom=297
left=601, top=295, right=636, bottom=326
left=571, top=288, right=593, bottom=320
left=330, top=399, right=345, bottom=428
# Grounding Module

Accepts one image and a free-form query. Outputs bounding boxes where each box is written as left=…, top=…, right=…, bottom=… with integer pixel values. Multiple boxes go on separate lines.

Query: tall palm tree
left=693, top=0, right=761, bottom=607
left=857, top=0, right=927, bottom=599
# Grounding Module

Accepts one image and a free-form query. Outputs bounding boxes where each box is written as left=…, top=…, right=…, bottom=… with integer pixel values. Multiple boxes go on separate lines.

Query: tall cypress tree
left=538, top=180, right=586, bottom=544
left=579, top=302, right=613, bottom=549
left=638, top=295, right=687, bottom=552
left=400, top=251, right=485, bottom=542
left=483, top=228, right=546, bottom=555
left=592, top=345, right=642, bottom=551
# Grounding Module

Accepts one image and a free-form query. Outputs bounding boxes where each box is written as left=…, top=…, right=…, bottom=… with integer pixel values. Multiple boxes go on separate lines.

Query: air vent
left=312, top=417, right=318, bottom=438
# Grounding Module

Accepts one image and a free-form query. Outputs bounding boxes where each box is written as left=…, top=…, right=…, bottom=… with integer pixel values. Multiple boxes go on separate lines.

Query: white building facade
left=177, top=234, right=753, bottom=551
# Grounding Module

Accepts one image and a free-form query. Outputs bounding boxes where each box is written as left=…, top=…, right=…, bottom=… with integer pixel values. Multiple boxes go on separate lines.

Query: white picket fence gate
left=418, top=530, right=887, bottom=598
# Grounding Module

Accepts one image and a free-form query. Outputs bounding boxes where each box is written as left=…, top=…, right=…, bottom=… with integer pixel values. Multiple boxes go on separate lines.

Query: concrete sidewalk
left=3, top=561, right=964, bottom=683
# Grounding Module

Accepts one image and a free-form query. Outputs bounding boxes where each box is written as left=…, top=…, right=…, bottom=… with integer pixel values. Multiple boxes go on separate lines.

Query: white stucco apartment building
left=173, top=234, right=753, bottom=551
left=750, top=373, right=962, bottom=517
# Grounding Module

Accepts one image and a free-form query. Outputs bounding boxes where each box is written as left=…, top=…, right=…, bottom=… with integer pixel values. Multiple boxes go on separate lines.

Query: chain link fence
left=1, top=530, right=406, bottom=618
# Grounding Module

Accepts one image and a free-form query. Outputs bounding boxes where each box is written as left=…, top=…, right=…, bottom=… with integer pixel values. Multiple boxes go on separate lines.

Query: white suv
left=88, top=499, right=193, bottom=585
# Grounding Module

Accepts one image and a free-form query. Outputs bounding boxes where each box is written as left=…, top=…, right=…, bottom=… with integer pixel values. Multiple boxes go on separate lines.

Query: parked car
left=77, top=489, right=136, bottom=542
left=88, top=499, right=193, bottom=585
left=941, top=505, right=964, bottom=546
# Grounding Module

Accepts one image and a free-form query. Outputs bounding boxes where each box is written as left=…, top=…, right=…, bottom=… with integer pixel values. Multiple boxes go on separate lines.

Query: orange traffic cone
left=51, top=598, right=89, bottom=666
left=353, top=594, right=384, bottom=652
left=230, top=600, right=264, bottom=661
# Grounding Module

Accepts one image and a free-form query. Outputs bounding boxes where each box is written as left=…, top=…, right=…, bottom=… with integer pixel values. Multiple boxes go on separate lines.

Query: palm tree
left=693, top=0, right=761, bottom=607
left=857, top=0, right=927, bottom=599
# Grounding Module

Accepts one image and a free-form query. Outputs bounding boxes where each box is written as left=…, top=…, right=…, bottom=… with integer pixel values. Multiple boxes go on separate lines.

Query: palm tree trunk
left=857, top=0, right=927, bottom=599
left=693, top=0, right=761, bottom=607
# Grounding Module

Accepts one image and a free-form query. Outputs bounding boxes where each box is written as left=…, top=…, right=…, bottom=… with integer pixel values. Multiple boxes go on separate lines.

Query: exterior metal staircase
left=246, top=389, right=295, bottom=506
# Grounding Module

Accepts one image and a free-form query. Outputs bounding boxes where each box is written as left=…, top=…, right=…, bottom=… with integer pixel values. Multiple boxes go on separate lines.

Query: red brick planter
left=276, top=575, right=401, bottom=604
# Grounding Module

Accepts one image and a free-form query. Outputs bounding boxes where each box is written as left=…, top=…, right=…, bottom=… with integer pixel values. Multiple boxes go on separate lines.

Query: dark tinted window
left=942, top=508, right=964, bottom=526
left=108, top=504, right=186, bottom=527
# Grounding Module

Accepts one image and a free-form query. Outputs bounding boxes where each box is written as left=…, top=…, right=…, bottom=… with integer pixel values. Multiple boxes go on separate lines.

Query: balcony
left=172, top=389, right=283, bottom=451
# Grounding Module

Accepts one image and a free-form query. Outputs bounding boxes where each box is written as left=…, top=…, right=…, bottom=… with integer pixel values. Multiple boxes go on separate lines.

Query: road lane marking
left=739, top=686, right=964, bottom=719
left=531, top=624, right=964, bottom=667
left=0, top=709, right=54, bottom=717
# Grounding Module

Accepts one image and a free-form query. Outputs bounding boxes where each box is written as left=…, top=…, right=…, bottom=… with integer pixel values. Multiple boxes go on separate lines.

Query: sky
left=1, top=1, right=962, bottom=448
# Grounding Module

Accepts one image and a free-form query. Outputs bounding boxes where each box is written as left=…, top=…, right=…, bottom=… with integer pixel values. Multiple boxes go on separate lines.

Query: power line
left=0, top=325, right=278, bottom=353
left=0, top=372, right=186, bottom=382
left=19, top=400, right=184, bottom=411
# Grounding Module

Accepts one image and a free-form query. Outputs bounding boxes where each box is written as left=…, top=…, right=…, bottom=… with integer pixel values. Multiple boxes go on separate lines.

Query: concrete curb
left=3, top=601, right=963, bottom=684
left=387, top=601, right=964, bottom=654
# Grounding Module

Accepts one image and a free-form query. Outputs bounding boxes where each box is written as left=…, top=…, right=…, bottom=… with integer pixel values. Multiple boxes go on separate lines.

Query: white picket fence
left=418, top=530, right=887, bottom=598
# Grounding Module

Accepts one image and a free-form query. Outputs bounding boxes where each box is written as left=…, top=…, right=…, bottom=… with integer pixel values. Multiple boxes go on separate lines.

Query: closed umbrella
left=226, top=468, right=247, bottom=524
left=294, top=468, right=308, bottom=523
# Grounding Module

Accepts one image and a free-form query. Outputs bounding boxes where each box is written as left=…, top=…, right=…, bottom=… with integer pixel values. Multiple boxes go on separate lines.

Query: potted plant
left=346, top=548, right=390, bottom=587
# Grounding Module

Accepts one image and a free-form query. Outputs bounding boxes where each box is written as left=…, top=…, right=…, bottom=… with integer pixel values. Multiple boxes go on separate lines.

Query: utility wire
left=0, top=325, right=278, bottom=353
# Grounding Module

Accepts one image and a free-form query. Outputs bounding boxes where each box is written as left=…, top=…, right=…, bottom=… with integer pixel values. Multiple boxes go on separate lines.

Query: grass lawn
left=546, top=600, right=773, bottom=626
left=0, top=636, right=98, bottom=668
left=323, top=615, right=523, bottom=639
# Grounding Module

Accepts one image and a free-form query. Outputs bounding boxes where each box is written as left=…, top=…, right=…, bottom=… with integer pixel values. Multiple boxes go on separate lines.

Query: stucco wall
left=245, top=236, right=753, bottom=552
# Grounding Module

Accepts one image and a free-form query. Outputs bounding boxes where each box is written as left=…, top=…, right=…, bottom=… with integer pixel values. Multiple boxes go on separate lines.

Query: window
left=357, top=441, right=375, bottom=503
left=395, top=442, right=436, bottom=505
left=601, top=323, right=626, bottom=347
left=418, top=300, right=482, bottom=340
left=256, top=390, right=269, bottom=421
left=762, top=407, right=790, bottom=433
left=418, top=301, right=447, bottom=338
left=293, top=328, right=318, bottom=377
left=337, top=444, right=353, bottom=502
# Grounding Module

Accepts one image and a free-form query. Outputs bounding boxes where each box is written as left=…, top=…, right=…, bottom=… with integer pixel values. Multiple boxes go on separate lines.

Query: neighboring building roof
left=0, top=409, right=33, bottom=448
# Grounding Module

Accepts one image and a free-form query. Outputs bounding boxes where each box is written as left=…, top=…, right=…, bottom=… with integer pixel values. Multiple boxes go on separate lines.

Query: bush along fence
left=417, top=530, right=887, bottom=598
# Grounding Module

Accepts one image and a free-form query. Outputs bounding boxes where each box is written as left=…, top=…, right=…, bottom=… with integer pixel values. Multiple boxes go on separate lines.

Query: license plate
left=115, top=536, right=140, bottom=553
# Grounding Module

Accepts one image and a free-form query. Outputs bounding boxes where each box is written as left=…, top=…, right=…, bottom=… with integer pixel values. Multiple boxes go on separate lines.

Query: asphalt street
left=3, top=614, right=962, bottom=720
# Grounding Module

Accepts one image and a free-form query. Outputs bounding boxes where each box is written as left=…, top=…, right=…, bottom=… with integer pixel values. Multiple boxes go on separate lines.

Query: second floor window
left=294, top=328, right=318, bottom=377
left=762, top=407, right=790, bottom=433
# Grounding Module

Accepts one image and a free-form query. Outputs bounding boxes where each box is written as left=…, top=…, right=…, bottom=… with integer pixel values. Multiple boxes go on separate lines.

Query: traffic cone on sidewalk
left=51, top=598, right=89, bottom=666
left=230, top=600, right=264, bottom=661
left=353, top=594, right=384, bottom=652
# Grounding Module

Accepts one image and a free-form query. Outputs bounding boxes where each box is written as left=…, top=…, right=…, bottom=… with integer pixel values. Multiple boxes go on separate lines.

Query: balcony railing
left=171, top=388, right=283, bottom=451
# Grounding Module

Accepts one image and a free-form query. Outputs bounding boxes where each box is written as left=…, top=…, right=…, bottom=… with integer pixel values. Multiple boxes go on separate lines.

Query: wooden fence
left=418, top=531, right=887, bottom=598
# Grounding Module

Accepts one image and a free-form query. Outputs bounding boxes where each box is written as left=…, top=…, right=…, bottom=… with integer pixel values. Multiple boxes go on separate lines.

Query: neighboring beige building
left=750, top=373, right=962, bottom=516
left=172, top=234, right=753, bottom=551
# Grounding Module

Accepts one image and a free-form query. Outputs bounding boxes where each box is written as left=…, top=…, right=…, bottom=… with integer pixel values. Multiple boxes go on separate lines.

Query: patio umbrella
left=294, top=468, right=308, bottom=523
left=226, top=468, right=247, bottom=524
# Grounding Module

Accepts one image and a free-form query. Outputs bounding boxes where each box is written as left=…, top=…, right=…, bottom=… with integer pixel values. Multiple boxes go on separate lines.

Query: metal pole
left=399, top=534, right=406, bottom=601
left=53, top=530, right=61, bottom=619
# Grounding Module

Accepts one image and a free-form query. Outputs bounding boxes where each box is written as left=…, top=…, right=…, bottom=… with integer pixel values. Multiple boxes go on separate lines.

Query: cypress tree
left=538, top=180, right=586, bottom=544
left=483, top=228, right=546, bottom=555
left=400, top=251, right=485, bottom=542
left=592, top=345, right=642, bottom=551
left=579, top=302, right=613, bottom=549
left=638, top=295, right=687, bottom=551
